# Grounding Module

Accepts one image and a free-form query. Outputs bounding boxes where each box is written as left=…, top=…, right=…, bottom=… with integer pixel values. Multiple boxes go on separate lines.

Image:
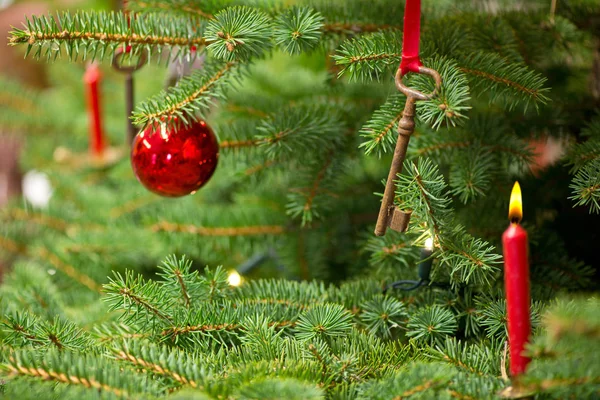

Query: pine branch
left=236, top=377, right=324, bottom=400
left=476, top=297, right=543, bottom=341
left=358, top=57, right=471, bottom=157
left=160, top=305, right=296, bottom=342
left=286, top=151, right=346, bottom=226
left=111, top=339, right=206, bottom=388
left=542, top=298, right=600, bottom=341
left=126, top=0, right=228, bottom=19
left=232, top=280, right=329, bottom=310
left=104, top=271, right=175, bottom=327
left=0, top=262, right=64, bottom=320
left=410, top=57, right=471, bottom=129
left=2, top=313, right=42, bottom=346
left=426, top=337, right=503, bottom=377
left=295, top=304, right=353, bottom=341
left=359, top=92, right=406, bottom=157
left=333, top=30, right=403, bottom=82
left=255, top=105, right=345, bottom=159
left=2, top=349, right=159, bottom=398
left=522, top=298, right=600, bottom=398
left=439, top=225, right=502, bottom=287
left=156, top=255, right=198, bottom=308
left=0, top=78, right=41, bottom=123
left=150, top=221, right=287, bottom=236
left=407, top=305, right=458, bottom=346
left=457, top=51, right=550, bottom=111
left=36, top=247, right=103, bottom=292
left=273, top=7, right=324, bottom=55
left=566, top=138, right=600, bottom=173
left=9, top=11, right=205, bottom=62
left=569, top=161, right=600, bottom=213
left=220, top=138, right=260, bottom=149
left=363, top=231, right=420, bottom=276
left=359, top=295, right=407, bottom=339
left=396, top=159, right=453, bottom=237
left=356, top=362, right=455, bottom=399
left=132, top=61, right=237, bottom=126
left=322, top=22, right=398, bottom=35
left=93, top=322, right=151, bottom=343
left=309, top=0, right=404, bottom=36
left=3, top=208, right=70, bottom=232
left=204, top=6, right=272, bottom=62
left=2, top=313, right=92, bottom=351
left=395, top=159, right=501, bottom=287
left=0, top=237, right=102, bottom=292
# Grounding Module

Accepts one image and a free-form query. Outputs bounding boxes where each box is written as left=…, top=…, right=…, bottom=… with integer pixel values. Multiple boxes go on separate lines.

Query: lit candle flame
left=508, top=181, right=523, bottom=223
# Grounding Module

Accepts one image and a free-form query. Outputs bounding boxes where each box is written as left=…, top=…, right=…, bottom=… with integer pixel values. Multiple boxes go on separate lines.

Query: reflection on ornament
left=228, top=270, right=242, bottom=287
left=22, top=170, right=52, bottom=208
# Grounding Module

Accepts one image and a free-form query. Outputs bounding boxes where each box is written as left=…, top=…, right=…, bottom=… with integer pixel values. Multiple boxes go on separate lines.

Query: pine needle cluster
left=2, top=0, right=600, bottom=397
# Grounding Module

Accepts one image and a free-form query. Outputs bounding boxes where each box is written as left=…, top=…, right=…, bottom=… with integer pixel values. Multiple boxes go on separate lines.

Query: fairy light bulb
left=424, top=236, right=434, bottom=250
left=228, top=271, right=242, bottom=287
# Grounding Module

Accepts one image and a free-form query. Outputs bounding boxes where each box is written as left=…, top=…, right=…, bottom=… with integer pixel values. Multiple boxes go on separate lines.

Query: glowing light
left=424, top=236, right=434, bottom=250
left=508, top=182, right=523, bottom=223
left=22, top=170, right=53, bottom=208
left=142, top=139, right=151, bottom=149
left=228, top=271, right=242, bottom=287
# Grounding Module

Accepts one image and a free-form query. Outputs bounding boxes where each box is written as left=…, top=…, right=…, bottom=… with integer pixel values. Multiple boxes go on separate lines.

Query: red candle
left=502, top=181, right=531, bottom=377
left=84, top=63, right=105, bottom=157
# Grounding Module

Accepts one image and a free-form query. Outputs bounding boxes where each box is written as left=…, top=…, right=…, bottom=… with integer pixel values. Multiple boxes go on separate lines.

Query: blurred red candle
left=84, top=63, right=105, bottom=157
left=502, top=182, right=531, bottom=377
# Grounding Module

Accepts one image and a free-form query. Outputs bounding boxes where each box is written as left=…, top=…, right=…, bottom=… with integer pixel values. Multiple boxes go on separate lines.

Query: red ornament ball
left=131, top=119, right=219, bottom=197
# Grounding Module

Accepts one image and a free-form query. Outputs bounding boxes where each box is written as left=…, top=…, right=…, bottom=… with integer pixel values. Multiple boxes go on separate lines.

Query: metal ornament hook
left=394, top=66, right=442, bottom=100
left=111, top=47, right=148, bottom=144
left=111, top=46, right=148, bottom=73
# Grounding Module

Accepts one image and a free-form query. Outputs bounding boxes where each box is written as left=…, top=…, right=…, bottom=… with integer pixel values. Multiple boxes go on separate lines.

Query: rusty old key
left=374, top=66, right=442, bottom=236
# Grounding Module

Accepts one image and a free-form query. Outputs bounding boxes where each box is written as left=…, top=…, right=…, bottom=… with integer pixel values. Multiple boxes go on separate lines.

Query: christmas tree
left=1, top=0, right=599, bottom=398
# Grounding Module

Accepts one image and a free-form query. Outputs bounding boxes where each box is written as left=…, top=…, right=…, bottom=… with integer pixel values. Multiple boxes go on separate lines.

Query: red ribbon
left=399, top=0, right=422, bottom=76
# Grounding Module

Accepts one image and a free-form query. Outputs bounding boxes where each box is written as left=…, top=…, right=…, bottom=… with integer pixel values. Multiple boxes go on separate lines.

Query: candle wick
left=510, top=217, right=520, bottom=224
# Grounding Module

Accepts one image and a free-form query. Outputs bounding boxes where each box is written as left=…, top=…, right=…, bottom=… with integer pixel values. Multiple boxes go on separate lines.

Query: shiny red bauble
left=131, top=119, right=219, bottom=197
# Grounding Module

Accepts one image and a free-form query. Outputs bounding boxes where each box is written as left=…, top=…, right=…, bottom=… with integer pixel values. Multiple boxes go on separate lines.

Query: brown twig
left=10, top=29, right=207, bottom=48
left=0, top=236, right=101, bottom=292
left=115, top=350, right=198, bottom=387
left=393, top=379, right=438, bottom=398
left=4, top=364, right=129, bottom=398
left=150, top=222, right=286, bottom=236
left=459, top=67, right=543, bottom=101
left=322, top=22, right=399, bottom=34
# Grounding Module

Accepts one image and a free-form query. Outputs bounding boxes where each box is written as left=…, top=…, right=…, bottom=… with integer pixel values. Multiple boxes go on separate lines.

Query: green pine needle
left=9, top=11, right=205, bottom=63
left=274, top=7, right=324, bottom=55
left=205, top=6, right=273, bottom=62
